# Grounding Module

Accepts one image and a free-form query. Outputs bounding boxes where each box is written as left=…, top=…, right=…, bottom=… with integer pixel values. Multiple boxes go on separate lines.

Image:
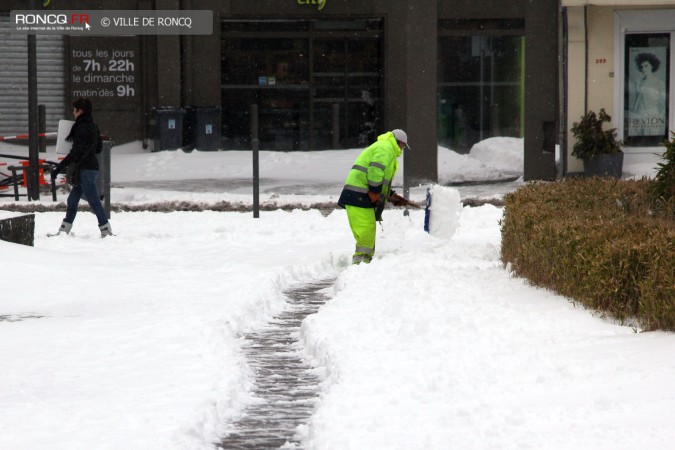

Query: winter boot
left=99, top=222, right=113, bottom=237
left=352, top=253, right=372, bottom=265
left=48, top=220, right=72, bottom=237
left=59, top=220, right=73, bottom=235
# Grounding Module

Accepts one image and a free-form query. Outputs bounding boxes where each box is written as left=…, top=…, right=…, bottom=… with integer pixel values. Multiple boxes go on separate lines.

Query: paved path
left=218, top=279, right=334, bottom=450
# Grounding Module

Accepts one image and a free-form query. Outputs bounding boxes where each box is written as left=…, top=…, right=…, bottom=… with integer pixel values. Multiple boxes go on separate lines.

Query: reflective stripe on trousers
left=345, top=204, right=376, bottom=264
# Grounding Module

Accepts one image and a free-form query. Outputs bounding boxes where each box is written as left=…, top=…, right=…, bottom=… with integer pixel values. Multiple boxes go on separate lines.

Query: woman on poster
left=631, top=52, right=666, bottom=137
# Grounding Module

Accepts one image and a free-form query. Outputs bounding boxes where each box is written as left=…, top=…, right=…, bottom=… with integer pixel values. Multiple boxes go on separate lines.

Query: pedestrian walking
left=50, top=97, right=113, bottom=237
left=338, top=129, right=409, bottom=264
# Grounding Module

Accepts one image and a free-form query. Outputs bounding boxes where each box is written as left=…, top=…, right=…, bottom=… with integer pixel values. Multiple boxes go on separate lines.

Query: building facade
left=562, top=0, right=675, bottom=174
left=1, top=0, right=559, bottom=184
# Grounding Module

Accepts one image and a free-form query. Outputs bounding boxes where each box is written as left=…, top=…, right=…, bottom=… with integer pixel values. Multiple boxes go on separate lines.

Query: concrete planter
left=583, top=152, right=624, bottom=178
left=0, top=212, right=35, bottom=247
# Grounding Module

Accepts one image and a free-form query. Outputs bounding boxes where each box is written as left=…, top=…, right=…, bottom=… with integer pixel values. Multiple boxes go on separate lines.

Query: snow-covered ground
left=1, top=138, right=672, bottom=450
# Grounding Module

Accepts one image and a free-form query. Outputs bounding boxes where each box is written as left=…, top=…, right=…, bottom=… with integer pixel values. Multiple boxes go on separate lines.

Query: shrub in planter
left=571, top=109, right=624, bottom=178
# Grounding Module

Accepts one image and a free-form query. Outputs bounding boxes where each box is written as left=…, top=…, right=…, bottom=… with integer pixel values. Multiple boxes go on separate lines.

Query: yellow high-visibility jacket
left=338, top=131, right=402, bottom=208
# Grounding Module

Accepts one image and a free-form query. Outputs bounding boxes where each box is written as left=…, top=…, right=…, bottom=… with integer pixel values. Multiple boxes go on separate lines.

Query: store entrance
left=312, top=37, right=382, bottom=149
left=221, top=19, right=383, bottom=150
left=438, top=34, right=525, bottom=153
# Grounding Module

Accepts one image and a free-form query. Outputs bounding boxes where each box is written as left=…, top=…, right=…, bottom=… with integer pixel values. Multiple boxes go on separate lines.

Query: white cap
left=392, top=129, right=408, bottom=148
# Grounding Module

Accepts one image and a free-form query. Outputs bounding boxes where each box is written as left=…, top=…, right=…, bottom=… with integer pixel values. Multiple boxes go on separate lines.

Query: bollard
left=251, top=104, right=260, bottom=219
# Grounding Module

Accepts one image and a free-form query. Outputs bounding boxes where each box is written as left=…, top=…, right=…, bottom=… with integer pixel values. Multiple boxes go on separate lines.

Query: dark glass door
left=311, top=37, right=383, bottom=149
left=221, top=19, right=383, bottom=151
left=438, top=35, right=524, bottom=153
left=221, top=37, right=309, bottom=150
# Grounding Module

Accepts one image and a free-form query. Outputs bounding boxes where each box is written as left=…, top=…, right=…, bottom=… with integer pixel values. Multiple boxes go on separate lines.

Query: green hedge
left=500, top=178, right=674, bottom=331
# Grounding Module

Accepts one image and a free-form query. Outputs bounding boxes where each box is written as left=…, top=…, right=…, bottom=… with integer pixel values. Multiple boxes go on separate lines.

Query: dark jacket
left=59, top=114, right=101, bottom=171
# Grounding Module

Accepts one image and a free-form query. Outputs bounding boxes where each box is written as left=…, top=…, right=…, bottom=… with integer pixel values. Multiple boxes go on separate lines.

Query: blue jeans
left=64, top=169, right=108, bottom=226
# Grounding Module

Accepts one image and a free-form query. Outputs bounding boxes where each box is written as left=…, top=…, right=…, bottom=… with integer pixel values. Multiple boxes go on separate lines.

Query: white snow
left=1, top=138, right=671, bottom=450
left=426, top=185, right=462, bottom=239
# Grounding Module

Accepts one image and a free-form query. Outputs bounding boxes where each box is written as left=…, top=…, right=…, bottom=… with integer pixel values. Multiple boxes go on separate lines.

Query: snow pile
left=436, top=138, right=524, bottom=185
left=427, top=185, right=462, bottom=239
left=468, top=136, right=524, bottom=175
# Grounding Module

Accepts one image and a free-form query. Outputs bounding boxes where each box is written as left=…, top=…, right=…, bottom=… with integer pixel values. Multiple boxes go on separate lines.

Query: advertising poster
left=627, top=46, right=668, bottom=137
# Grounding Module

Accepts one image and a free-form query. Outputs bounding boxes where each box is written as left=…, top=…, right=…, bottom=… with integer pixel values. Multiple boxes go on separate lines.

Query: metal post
left=38, top=105, right=46, bottom=154
left=97, top=139, right=113, bottom=218
left=403, top=146, right=410, bottom=217
left=10, top=166, right=20, bottom=201
left=251, top=104, right=260, bottom=218
left=27, top=34, right=39, bottom=200
left=49, top=165, right=57, bottom=201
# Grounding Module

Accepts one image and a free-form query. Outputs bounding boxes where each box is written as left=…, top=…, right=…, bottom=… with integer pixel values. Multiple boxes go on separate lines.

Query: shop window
left=312, top=38, right=382, bottom=149
left=221, top=38, right=309, bottom=86
left=221, top=38, right=310, bottom=150
left=438, top=35, right=524, bottom=153
left=221, top=19, right=382, bottom=151
left=623, top=33, right=670, bottom=147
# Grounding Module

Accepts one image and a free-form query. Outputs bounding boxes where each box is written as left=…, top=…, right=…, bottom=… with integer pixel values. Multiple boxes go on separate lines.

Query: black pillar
left=27, top=34, right=40, bottom=200
left=405, top=0, right=438, bottom=185
left=524, top=0, right=559, bottom=181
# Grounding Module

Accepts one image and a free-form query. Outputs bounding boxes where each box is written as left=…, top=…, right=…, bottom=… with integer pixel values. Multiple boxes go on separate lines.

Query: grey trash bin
left=95, top=138, right=113, bottom=218
left=150, top=107, right=186, bottom=151
left=184, top=106, right=221, bottom=151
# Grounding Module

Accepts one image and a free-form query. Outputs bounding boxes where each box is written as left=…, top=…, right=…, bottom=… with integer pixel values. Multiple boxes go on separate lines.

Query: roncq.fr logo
left=15, top=13, right=90, bottom=27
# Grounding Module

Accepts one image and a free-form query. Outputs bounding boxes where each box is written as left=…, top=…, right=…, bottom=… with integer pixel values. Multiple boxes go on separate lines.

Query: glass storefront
left=221, top=19, right=383, bottom=150
left=438, top=35, right=524, bottom=153
left=615, top=10, right=675, bottom=152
